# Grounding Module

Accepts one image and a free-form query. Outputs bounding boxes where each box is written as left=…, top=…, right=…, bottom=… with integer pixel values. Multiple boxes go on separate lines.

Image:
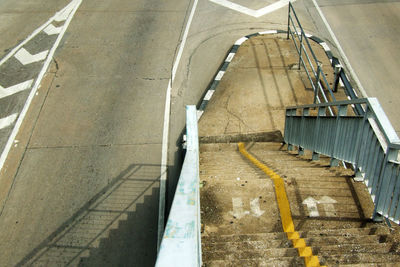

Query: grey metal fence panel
left=284, top=98, right=400, bottom=222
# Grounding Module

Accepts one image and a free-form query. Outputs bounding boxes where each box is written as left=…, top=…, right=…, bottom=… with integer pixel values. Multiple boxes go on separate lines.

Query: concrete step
left=202, top=231, right=287, bottom=243
left=320, top=252, right=400, bottom=265
left=298, top=226, right=391, bottom=238
left=202, top=239, right=292, bottom=252
left=202, top=247, right=299, bottom=261
left=203, top=257, right=305, bottom=267
left=315, top=242, right=395, bottom=255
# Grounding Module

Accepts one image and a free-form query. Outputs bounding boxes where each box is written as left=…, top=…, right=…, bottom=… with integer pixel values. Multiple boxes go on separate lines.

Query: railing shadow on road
left=17, top=163, right=165, bottom=267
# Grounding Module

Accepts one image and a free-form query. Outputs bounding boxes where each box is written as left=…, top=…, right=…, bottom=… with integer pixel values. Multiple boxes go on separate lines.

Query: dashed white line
left=225, top=52, right=235, bottom=62
left=14, top=48, right=49, bottom=65
left=0, top=80, right=33, bottom=99
left=204, top=90, right=215, bottom=101
left=215, top=70, right=225, bottom=81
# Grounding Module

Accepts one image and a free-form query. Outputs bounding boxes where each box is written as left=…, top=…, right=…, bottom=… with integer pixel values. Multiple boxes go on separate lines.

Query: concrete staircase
left=200, top=142, right=400, bottom=266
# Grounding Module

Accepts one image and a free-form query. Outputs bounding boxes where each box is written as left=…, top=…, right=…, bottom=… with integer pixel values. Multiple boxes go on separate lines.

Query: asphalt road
left=0, top=0, right=292, bottom=265
left=301, top=0, right=400, bottom=136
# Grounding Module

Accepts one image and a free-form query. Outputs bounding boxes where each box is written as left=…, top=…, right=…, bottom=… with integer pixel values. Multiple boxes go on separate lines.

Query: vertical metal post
left=287, top=3, right=291, bottom=40
left=298, top=107, right=309, bottom=156
left=354, top=104, right=369, bottom=181
left=333, top=64, right=342, bottom=92
left=373, top=146, right=398, bottom=221
left=330, top=104, right=347, bottom=167
left=298, top=32, right=303, bottom=70
left=313, top=63, right=322, bottom=104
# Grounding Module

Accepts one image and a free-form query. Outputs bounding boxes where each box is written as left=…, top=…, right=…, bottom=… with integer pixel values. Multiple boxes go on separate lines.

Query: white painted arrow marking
left=0, top=80, right=33, bottom=99
left=303, top=197, right=319, bottom=217
left=318, top=196, right=337, bottom=217
left=303, top=196, right=337, bottom=217
left=250, top=198, right=265, bottom=217
left=44, top=24, right=63, bottom=35
left=209, top=0, right=293, bottom=18
left=230, top=197, right=250, bottom=219
left=0, top=114, right=18, bottom=130
left=14, top=48, right=49, bottom=65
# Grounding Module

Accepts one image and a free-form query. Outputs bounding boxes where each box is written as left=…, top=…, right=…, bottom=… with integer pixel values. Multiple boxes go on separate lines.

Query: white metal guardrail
left=284, top=98, right=400, bottom=222
left=155, top=105, right=202, bottom=267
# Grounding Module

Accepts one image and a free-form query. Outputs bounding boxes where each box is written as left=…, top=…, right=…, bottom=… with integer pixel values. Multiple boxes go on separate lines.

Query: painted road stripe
left=0, top=80, right=33, bottom=99
left=44, top=24, right=63, bottom=35
left=235, top=37, right=248, bottom=45
left=238, top=143, right=326, bottom=267
left=14, top=48, right=49, bottom=65
left=0, top=114, right=18, bottom=130
left=258, top=30, right=278, bottom=35
left=159, top=0, right=199, bottom=250
left=225, top=52, right=235, bottom=62
left=215, top=71, right=225, bottom=81
left=0, top=0, right=82, bottom=181
left=204, top=90, right=215, bottom=101
left=55, top=0, right=79, bottom=22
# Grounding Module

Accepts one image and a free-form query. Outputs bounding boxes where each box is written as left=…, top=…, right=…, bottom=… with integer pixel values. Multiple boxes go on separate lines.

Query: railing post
left=298, top=32, right=303, bottom=70
left=313, top=63, right=322, bottom=104
left=298, top=107, right=309, bottom=156
left=287, top=3, right=291, bottom=40
left=333, top=64, right=342, bottom=92
left=311, top=106, right=326, bottom=161
left=330, top=104, right=347, bottom=167
left=354, top=104, right=369, bottom=181
left=373, top=147, right=399, bottom=221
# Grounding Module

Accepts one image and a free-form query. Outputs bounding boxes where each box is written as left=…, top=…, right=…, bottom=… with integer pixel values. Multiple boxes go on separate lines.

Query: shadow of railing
left=19, top=163, right=162, bottom=266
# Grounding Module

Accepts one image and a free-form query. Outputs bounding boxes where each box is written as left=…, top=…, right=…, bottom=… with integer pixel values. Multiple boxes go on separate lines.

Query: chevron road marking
left=0, top=80, right=33, bottom=99
left=55, top=0, right=80, bottom=22
left=14, top=48, right=49, bottom=65
left=0, top=114, right=18, bottom=130
left=209, top=0, right=294, bottom=18
left=44, top=24, right=63, bottom=35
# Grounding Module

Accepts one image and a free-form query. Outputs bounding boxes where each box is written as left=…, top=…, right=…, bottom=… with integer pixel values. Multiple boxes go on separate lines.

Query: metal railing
left=287, top=3, right=364, bottom=116
left=284, top=98, right=400, bottom=222
left=155, top=105, right=202, bottom=266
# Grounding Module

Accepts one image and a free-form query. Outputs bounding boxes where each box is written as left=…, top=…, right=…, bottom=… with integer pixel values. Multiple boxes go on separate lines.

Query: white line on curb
left=158, top=0, right=199, bottom=250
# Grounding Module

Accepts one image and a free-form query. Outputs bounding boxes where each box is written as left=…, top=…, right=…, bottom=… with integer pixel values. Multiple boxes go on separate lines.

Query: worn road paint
left=302, top=197, right=320, bottom=217
left=44, top=24, right=63, bottom=35
left=250, top=198, right=265, bottom=217
left=230, top=197, right=250, bottom=219
left=318, top=196, right=337, bottom=217
left=209, top=0, right=293, bottom=18
left=14, top=48, right=49, bottom=65
left=0, top=0, right=82, bottom=176
left=0, top=114, right=18, bottom=130
left=303, top=196, right=337, bottom=217
left=0, top=80, right=33, bottom=99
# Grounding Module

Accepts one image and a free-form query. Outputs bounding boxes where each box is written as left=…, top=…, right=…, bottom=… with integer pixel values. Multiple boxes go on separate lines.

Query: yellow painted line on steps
left=238, top=143, right=326, bottom=267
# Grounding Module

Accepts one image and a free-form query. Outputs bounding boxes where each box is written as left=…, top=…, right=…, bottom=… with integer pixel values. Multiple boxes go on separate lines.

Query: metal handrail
left=284, top=98, right=400, bottom=222
left=287, top=2, right=335, bottom=113
left=155, top=105, right=202, bottom=266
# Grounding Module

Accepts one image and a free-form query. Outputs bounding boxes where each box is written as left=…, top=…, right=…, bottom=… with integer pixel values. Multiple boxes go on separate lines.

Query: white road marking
left=318, top=196, right=337, bottom=217
left=235, top=37, right=248, bottom=45
left=225, top=52, right=235, bottom=62
left=303, top=197, right=320, bottom=217
left=303, top=196, right=337, bottom=217
left=0, top=0, right=78, bottom=67
left=204, top=90, right=215, bottom=101
left=311, top=0, right=367, bottom=97
left=158, top=0, right=199, bottom=250
left=259, top=30, right=278, bottom=35
left=14, top=48, right=49, bottom=65
left=230, top=197, right=250, bottom=219
left=55, top=0, right=79, bottom=22
left=215, top=71, right=225, bottom=81
left=0, top=80, right=33, bottom=99
left=209, top=0, right=293, bottom=18
left=320, top=42, right=331, bottom=52
left=250, top=198, right=265, bottom=217
left=0, top=0, right=82, bottom=178
left=44, top=24, right=63, bottom=35
left=0, top=114, right=18, bottom=130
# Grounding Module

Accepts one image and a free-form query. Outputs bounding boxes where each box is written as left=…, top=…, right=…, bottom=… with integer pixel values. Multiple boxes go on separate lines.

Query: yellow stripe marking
left=238, top=143, right=326, bottom=267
